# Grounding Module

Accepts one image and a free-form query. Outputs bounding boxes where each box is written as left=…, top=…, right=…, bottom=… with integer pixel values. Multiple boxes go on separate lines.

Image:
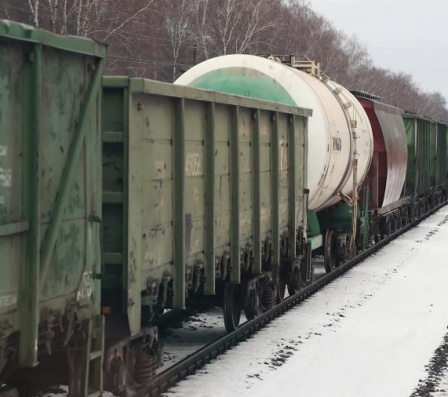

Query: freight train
left=1, top=20, right=447, bottom=397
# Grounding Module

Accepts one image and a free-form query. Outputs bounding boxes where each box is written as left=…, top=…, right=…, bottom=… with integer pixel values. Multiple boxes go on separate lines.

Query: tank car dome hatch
left=175, top=54, right=374, bottom=211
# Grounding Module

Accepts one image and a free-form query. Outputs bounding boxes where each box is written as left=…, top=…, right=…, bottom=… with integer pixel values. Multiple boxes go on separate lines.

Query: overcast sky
left=308, top=0, right=448, bottom=101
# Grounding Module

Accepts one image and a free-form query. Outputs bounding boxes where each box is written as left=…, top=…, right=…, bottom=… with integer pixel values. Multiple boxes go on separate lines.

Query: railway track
left=139, top=203, right=446, bottom=397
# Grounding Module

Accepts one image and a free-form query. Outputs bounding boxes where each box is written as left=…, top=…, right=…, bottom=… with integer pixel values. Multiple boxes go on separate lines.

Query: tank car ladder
left=82, top=315, right=105, bottom=397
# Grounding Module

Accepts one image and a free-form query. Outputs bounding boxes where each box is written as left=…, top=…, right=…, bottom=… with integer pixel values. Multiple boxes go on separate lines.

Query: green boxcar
left=102, top=77, right=310, bottom=336
left=446, top=124, right=448, bottom=183
left=433, top=122, right=448, bottom=188
left=404, top=114, right=432, bottom=197
left=0, top=18, right=105, bottom=387
left=430, top=121, right=437, bottom=187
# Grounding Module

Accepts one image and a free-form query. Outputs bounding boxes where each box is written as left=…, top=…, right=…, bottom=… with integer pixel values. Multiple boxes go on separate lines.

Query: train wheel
left=223, top=283, right=241, bottom=332
left=244, top=289, right=258, bottom=320
left=287, top=284, right=298, bottom=296
left=287, top=264, right=301, bottom=295
left=324, top=229, right=336, bottom=273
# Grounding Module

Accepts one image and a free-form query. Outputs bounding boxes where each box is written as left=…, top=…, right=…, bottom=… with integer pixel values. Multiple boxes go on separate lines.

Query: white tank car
left=175, top=54, right=374, bottom=211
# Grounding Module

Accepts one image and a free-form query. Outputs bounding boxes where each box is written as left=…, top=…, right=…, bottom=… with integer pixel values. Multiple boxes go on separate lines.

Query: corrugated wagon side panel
left=39, top=48, right=95, bottom=301
left=405, top=115, right=432, bottom=197
left=259, top=111, right=273, bottom=237
left=213, top=104, right=231, bottom=251
left=105, top=78, right=310, bottom=335
left=436, top=123, right=447, bottom=187
left=237, top=107, right=254, bottom=245
left=446, top=126, right=448, bottom=184
left=139, top=96, right=175, bottom=271
left=0, top=39, right=24, bottom=324
left=0, top=20, right=105, bottom=369
left=416, top=119, right=431, bottom=196
left=278, top=114, right=291, bottom=233
left=183, top=99, right=206, bottom=264
left=134, top=92, right=175, bottom=325
left=295, top=116, right=307, bottom=234
left=430, top=122, right=437, bottom=187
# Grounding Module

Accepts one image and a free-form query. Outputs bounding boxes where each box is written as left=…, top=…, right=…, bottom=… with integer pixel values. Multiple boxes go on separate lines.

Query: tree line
left=2, top=0, right=447, bottom=121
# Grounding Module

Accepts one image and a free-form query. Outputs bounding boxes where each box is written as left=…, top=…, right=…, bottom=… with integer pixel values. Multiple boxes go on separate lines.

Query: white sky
left=307, top=0, right=448, bottom=101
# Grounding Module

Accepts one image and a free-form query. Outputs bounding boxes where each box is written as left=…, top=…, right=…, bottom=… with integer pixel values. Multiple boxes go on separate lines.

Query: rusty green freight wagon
left=0, top=19, right=105, bottom=394
left=430, top=121, right=448, bottom=189
left=404, top=114, right=432, bottom=197
left=403, top=113, right=439, bottom=216
left=428, top=121, right=448, bottom=207
left=101, top=77, right=311, bottom=337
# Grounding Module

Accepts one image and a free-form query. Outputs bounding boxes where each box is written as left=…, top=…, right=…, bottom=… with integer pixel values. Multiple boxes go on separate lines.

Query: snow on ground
left=159, top=308, right=226, bottom=371
left=164, top=208, right=448, bottom=397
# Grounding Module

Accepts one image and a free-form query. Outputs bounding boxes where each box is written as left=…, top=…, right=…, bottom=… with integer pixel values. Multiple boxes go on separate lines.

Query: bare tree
left=191, top=0, right=281, bottom=59
left=213, top=0, right=243, bottom=55
left=1, top=0, right=447, bottom=121
left=46, top=0, right=59, bottom=31
left=160, top=0, right=192, bottom=81
left=70, top=0, right=104, bottom=36
left=28, top=0, right=40, bottom=27
left=191, top=0, right=211, bottom=60
left=234, top=0, right=281, bottom=54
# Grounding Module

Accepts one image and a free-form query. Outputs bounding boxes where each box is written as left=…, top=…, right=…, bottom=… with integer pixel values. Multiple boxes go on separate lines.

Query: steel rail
left=139, top=203, right=447, bottom=397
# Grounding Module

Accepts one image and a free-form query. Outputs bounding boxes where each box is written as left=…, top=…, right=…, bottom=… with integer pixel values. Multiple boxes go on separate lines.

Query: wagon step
left=82, top=315, right=105, bottom=397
